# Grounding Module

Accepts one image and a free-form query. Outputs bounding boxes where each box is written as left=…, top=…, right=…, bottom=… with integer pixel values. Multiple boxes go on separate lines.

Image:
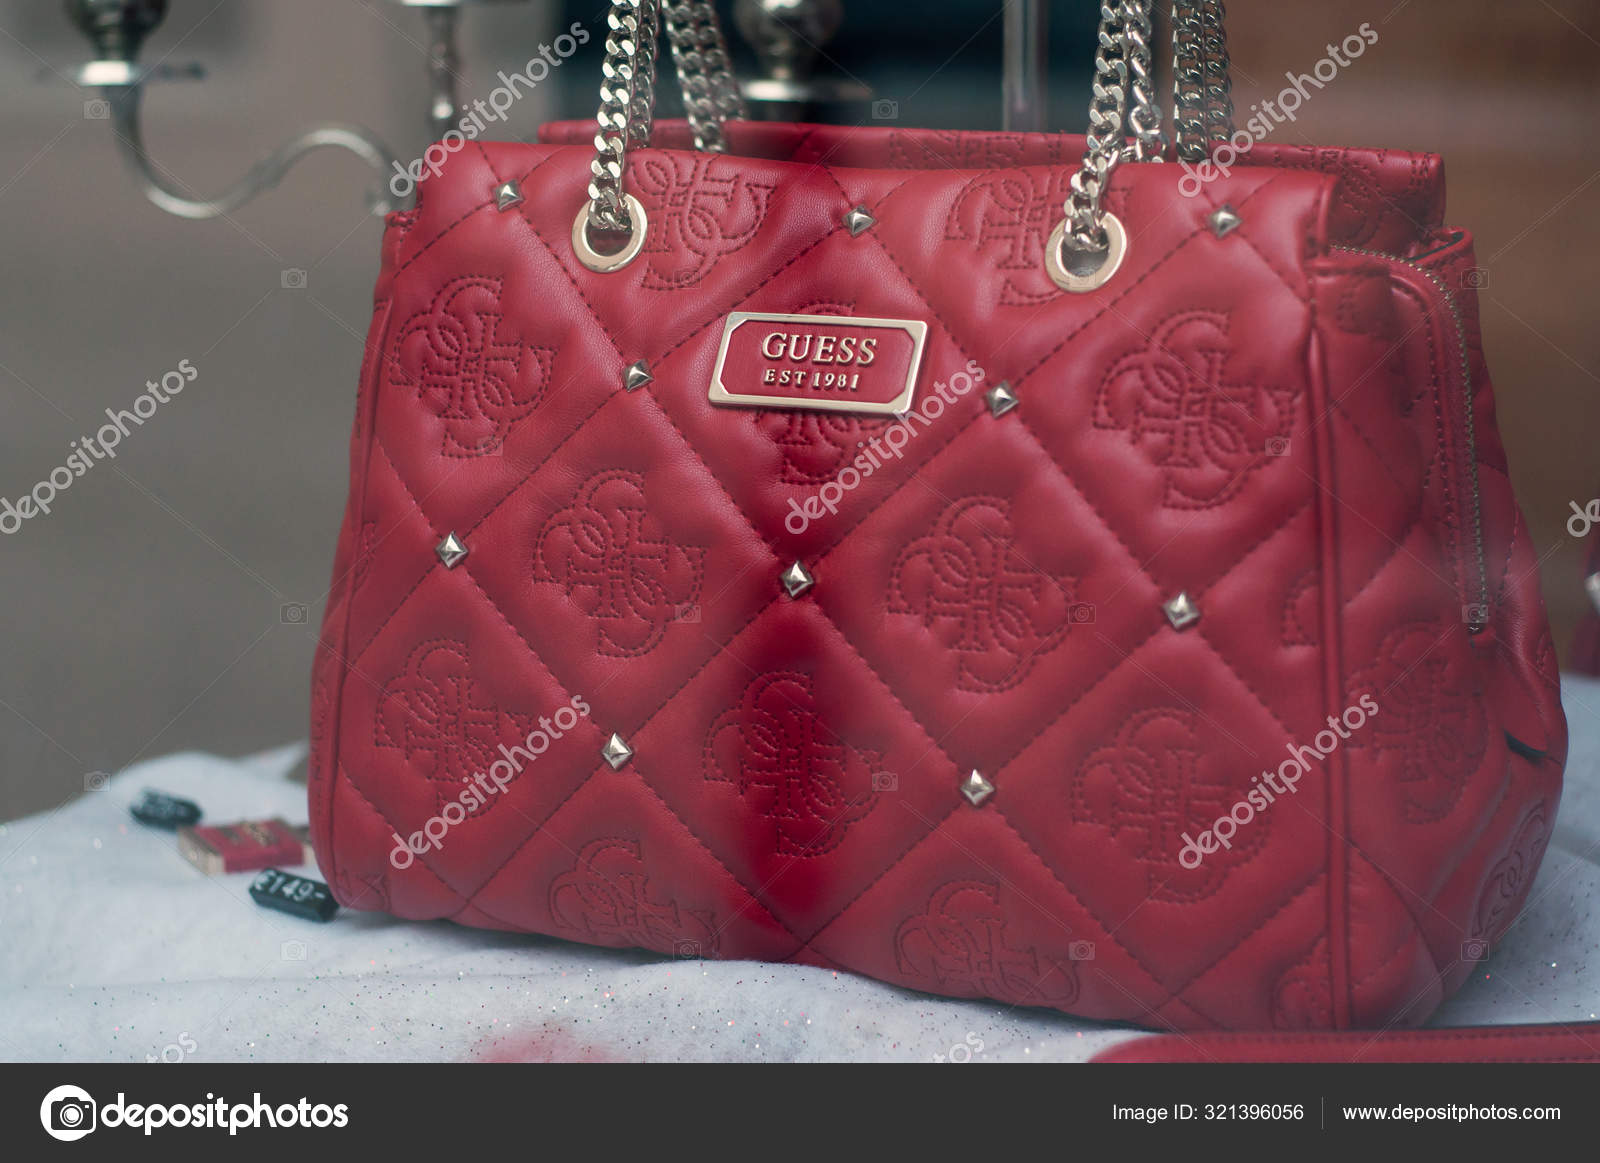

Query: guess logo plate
left=709, top=312, right=927, bottom=415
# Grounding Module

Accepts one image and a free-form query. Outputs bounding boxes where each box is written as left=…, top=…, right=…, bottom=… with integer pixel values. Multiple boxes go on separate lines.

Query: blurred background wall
left=1, top=0, right=1595, bottom=821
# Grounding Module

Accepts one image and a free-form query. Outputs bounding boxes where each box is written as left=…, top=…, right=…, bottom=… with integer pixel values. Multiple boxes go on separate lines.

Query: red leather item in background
left=1092, top=1024, right=1600, bottom=1063
left=308, top=123, right=1565, bottom=1031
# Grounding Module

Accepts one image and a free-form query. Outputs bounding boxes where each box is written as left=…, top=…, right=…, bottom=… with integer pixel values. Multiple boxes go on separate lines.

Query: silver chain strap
left=664, top=2, right=748, bottom=154
left=585, top=0, right=743, bottom=236
left=1198, top=0, right=1235, bottom=151
left=1066, top=1, right=1162, bottom=253
left=1123, top=0, right=1165, bottom=162
left=1172, top=0, right=1234, bottom=162
left=588, top=0, right=651, bottom=233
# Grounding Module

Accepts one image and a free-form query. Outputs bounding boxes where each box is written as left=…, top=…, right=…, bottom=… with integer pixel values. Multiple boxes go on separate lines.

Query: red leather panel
left=308, top=124, right=1563, bottom=1030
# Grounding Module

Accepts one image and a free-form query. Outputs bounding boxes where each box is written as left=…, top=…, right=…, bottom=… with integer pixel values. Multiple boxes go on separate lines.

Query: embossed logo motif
left=1095, top=311, right=1297, bottom=509
left=895, top=881, right=1080, bottom=1007
left=375, top=640, right=532, bottom=814
left=1070, top=709, right=1259, bottom=901
left=549, top=837, right=720, bottom=957
left=703, top=672, right=884, bottom=856
left=533, top=471, right=705, bottom=657
left=1472, top=806, right=1550, bottom=943
left=945, top=169, right=1076, bottom=306
left=760, top=411, right=888, bottom=483
left=1271, top=939, right=1333, bottom=1030
left=888, top=496, right=1083, bottom=692
left=390, top=276, right=551, bottom=457
left=1347, top=623, right=1487, bottom=822
left=634, top=154, right=773, bottom=290
left=710, top=312, right=927, bottom=415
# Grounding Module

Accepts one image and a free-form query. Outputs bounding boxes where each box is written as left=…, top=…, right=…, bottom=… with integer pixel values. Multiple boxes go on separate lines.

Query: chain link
left=588, top=0, right=650, bottom=233
left=1172, top=0, right=1234, bottom=162
left=664, top=2, right=748, bottom=153
left=1198, top=0, right=1234, bottom=151
left=1067, top=1, right=1166, bottom=252
left=1123, top=1, right=1165, bottom=162
left=585, top=0, right=744, bottom=234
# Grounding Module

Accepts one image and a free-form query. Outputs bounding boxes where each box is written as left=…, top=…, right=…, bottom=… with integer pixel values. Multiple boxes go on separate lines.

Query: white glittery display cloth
left=3, top=678, right=1597, bottom=1063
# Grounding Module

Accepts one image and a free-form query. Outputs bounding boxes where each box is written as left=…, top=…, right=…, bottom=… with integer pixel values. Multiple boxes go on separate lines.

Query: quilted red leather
left=308, top=121, right=1566, bottom=1031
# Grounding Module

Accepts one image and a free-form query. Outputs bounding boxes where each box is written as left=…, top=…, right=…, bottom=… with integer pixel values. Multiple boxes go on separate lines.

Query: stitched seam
left=625, top=758, right=809, bottom=956
left=987, top=810, right=1227, bottom=1023
left=323, top=297, right=397, bottom=897
left=1147, top=872, right=1325, bottom=1002
left=336, top=760, right=469, bottom=904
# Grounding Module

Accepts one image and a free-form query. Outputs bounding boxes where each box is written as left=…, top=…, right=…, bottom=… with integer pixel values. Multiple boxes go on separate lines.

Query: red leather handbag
left=308, top=1, right=1568, bottom=1033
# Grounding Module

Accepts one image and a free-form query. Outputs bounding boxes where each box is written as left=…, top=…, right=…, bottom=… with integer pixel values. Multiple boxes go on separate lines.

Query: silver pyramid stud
left=1208, top=204, right=1242, bottom=239
left=601, top=732, right=634, bottom=771
left=960, top=769, right=995, bottom=806
left=623, top=360, right=653, bottom=392
left=435, top=531, right=468, bottom=569
left=781, top=560, right=815, bottom=598
left=843, top=206, right=876, bottom=237
left=985, top=381, right=1019, bottom=418
left=494, top=180, right=524, bottom=211
left=1163, top=592, right=1201, bottom=630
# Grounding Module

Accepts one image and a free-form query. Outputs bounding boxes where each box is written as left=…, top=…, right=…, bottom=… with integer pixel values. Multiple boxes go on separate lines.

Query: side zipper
left=1330, top=242, right=1490, bottom=634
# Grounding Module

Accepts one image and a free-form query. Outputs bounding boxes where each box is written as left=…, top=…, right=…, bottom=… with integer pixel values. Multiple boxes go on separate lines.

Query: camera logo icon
left=1265, top=436, right=1291, bottom=457
left=1462, top=268, right=1490, bottom=290
left=674, top=939, right=703, bottom=960
left=281, top=268, right=308, bottom=289
left=871, top=98, right=899, bottom=120
left=280, top=602, right=309, bottom=625
left=1460, top=937, right=1490, bottom=963
left=40, top=1084, right=97, bottom=1141
left=84, top=99, right=110, bottom=121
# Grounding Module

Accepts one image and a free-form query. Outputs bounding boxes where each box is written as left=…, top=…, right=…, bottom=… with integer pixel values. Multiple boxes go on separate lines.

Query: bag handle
left=583, top=0, right=744, bottom=243
left=1056, top=0, right=1232, bottom=291
left=573, top=0, right=1235, bottom=292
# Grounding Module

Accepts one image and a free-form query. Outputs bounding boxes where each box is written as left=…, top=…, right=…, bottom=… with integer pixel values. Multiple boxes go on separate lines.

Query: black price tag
left=249, top=869, right=338, bottom=922
left=130, top=789, right=202, bottom=831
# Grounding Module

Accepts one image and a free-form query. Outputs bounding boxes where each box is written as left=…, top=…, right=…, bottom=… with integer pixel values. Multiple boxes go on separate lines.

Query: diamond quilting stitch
left=532, top=470, right=707, bottom=657
left=894, top=880, right=1080, bottom=1007
left=702, top=671, right=885, bottom=857
left=1345, top=621, right=1488, bottom=824
left=374, top=639, right=534, bottom=817
left=389, top=275, right=552, bottom=457
left=1068, top=708, right=1268, bottom=903
left=548, top=836, right=722, bottom=957
left=1094, top=310, right=1298, bottom=510
left=887, top=495, right=1083, bottom=693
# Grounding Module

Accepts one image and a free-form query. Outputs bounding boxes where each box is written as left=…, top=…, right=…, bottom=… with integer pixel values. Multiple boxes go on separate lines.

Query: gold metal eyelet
left=572, top=194, right=648, bottom=273
left=1046, top=211, right=1127, bottom=294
